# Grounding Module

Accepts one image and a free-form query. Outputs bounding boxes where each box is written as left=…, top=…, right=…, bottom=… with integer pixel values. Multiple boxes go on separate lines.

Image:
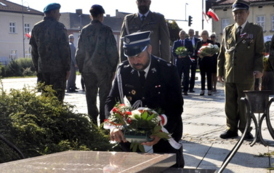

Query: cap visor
left=124, top=45, right=147, bottom=57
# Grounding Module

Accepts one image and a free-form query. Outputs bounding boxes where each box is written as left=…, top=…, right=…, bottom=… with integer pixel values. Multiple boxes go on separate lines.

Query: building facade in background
left=0, top=0, right=43, bottom=64
left=211, top=0, right=274, bottom=43
left=0, top=0, right=126, bottom=65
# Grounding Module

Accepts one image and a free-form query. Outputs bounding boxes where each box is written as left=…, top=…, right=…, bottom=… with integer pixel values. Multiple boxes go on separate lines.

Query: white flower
left=208, top=43, right=214, bottom=48
left=213, top=45, right=219, bottom=49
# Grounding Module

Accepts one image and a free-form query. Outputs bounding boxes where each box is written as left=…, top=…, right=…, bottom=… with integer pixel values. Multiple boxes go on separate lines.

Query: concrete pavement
left=1, top=75, right=274, bottom=173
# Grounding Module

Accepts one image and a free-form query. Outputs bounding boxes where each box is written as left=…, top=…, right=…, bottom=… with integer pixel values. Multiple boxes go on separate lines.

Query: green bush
left=3, top=58, right=36, bottom=77
left=0, top=84, right=116, bottom=163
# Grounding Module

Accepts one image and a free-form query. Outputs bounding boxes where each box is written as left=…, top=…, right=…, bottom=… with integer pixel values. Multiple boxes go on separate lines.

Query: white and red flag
left=206, top=8, right=219, bottom=22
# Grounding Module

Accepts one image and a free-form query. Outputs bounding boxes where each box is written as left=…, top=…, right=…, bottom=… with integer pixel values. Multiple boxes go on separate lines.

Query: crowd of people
left=29, top=0, right=270, bottom=168
left=172, top=29, right=220, bottom=96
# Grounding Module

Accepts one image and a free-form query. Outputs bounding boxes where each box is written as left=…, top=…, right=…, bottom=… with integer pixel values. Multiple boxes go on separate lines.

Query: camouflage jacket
left=30, top=17, right=71, bottom=73
left=75, top=20, right=119, bottom=74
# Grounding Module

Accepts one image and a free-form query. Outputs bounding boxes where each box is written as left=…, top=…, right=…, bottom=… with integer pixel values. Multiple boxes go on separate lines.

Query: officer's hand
left=110, top=128, right=126, bottom=143
left=253, top=71, right=263, bottom=78
left=218, top=76, right=224, bottom=82
left=141, top=136, right=161, bottom=146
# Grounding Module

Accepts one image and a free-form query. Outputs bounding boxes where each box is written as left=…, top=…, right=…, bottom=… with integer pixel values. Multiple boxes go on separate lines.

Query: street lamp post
left=185, top=3, right=188, bottom=21
left=21, top=1, right=30, bottom=58
left=21, top=0, right=25, bottom=58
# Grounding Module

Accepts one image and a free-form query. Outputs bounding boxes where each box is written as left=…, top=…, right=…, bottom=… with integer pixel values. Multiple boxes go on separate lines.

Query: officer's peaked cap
left=232, top=0, right=249, bottom=12
left=123, top=31, right=151, bottom=57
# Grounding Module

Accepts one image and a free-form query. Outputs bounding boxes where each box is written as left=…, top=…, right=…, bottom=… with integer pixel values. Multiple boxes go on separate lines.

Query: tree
left=167, top=20, right=181, bottom=46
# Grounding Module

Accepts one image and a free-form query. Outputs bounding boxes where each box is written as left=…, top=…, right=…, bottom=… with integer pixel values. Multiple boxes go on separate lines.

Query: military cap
left=123, top=31, right=151, bottom=57
left=232, top=0, right=249, bottom=12
left=90, top=4, right=105, bottom=14
left=43, top=3, right=61, bottom=13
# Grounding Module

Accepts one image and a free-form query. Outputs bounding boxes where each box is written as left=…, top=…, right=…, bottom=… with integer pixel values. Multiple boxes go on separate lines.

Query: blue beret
left=43, top=3, right=61, bottom=13
left=123, top=31, right=151, bottom=57
left=90, top=4, right=105, bottom=14
left=232, top=0, right=249, bottom=12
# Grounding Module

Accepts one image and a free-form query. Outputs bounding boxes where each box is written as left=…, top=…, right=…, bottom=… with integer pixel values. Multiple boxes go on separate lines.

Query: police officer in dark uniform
left=30, top=3, right=71, bottom=102
left=105, top=31, right=184, bottom=168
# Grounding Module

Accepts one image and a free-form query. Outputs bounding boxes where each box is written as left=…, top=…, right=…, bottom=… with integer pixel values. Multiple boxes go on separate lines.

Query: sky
left=9, top=0, right=212, bottom=33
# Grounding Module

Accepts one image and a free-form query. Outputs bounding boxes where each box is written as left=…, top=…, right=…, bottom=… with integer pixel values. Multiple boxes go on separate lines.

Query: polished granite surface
left=0, top=151, right=176, bottom=173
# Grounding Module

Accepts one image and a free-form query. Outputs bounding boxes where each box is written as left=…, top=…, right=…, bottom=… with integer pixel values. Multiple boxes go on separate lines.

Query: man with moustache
left=119, top=0, right=170, bottom=62
left=186, top=29, right=200, bottom=93
left=105, top=31, right=184, bottom=168
left=217, top=0, right=264, bottom=139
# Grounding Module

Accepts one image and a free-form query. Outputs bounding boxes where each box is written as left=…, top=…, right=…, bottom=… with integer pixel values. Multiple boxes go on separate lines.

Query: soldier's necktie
left=141, top=15, right=146, bottom=21
left=236, top=26, right=242, bottom=41
left=139, top=71, right=146, bottom=87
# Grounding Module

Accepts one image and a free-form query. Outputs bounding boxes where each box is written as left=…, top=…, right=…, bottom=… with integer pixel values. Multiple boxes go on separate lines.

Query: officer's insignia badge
left=151, top=68, right=157, bottom=73
left=131, top=90, right=136, bottom=95
left=125, top=38, right=130, bottom=44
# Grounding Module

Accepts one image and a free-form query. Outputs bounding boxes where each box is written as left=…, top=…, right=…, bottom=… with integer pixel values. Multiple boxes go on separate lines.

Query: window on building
left=24, top=23, right=30, bottom=33
left=271, top=15, right=274, bottom=31
left=257, top=16, right=265, bottom=30
left=9, top=22, right=16, bottom=33
left=221, top=18, right=230, bottom=31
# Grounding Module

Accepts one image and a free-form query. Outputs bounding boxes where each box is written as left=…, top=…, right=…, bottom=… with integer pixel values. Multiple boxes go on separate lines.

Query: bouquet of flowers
left=104, top=103, right=169, bottom=152
left=175, top=46, right=189, bottom=57
left=198, top=43, right=219, bottom=57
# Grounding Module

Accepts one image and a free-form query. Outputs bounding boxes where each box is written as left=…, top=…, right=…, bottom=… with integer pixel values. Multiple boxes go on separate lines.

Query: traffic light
left=188, top=15, right=193, bottom=26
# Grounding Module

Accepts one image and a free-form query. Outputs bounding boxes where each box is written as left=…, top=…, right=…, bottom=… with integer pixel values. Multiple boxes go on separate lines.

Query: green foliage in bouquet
left=0, top=83, right=116, bottom=163
left=198, top=43, right=219, bottom=57
left=105, top=104, right=170, bottom=152
left=175, top=46, right=188, bottom=57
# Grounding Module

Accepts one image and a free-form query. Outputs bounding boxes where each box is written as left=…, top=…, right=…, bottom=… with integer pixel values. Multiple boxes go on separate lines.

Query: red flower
left=126, top=118, right=132, bottom=124
left=125, top=111, right=132, bottom=115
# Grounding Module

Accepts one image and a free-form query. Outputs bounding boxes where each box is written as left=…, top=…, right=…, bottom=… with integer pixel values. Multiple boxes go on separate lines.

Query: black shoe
left=183, top=92, right=188, bottom=95
left=67, top=89, right=78, bottom=93
left=243, top=132, right=254, bottom=140
left=189, top=90, right=195, bottom=93
left=220, top=130, right=238, bottom=139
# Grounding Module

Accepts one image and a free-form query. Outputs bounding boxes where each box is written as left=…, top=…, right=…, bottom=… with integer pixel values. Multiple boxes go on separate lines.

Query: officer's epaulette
left=118, top=60, right=130, bottom=69
left=150, top=11, right=164, bottom=17
left=226, top=24, right=234, bottom=29
left=154, top=56, right=172, bottom=67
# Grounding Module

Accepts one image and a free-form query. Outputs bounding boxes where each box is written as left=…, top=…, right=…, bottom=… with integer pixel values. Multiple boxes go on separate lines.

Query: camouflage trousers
left=39, top=72, right=67, bottom=102
left=82, top=69, right=113, bottom=125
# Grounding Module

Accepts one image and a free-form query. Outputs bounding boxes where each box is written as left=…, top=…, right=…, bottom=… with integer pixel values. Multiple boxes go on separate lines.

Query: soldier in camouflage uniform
left=75, top=5, right=119, bottom=125
left=30, top=3, right=71, bottom=102
left=119, top=0, right=170, bottom=62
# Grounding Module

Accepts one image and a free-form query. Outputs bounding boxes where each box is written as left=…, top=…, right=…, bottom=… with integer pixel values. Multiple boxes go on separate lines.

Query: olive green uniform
left=119, top=11, right=170, bottom=62
left=217, top=22, right=264, bottom=132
